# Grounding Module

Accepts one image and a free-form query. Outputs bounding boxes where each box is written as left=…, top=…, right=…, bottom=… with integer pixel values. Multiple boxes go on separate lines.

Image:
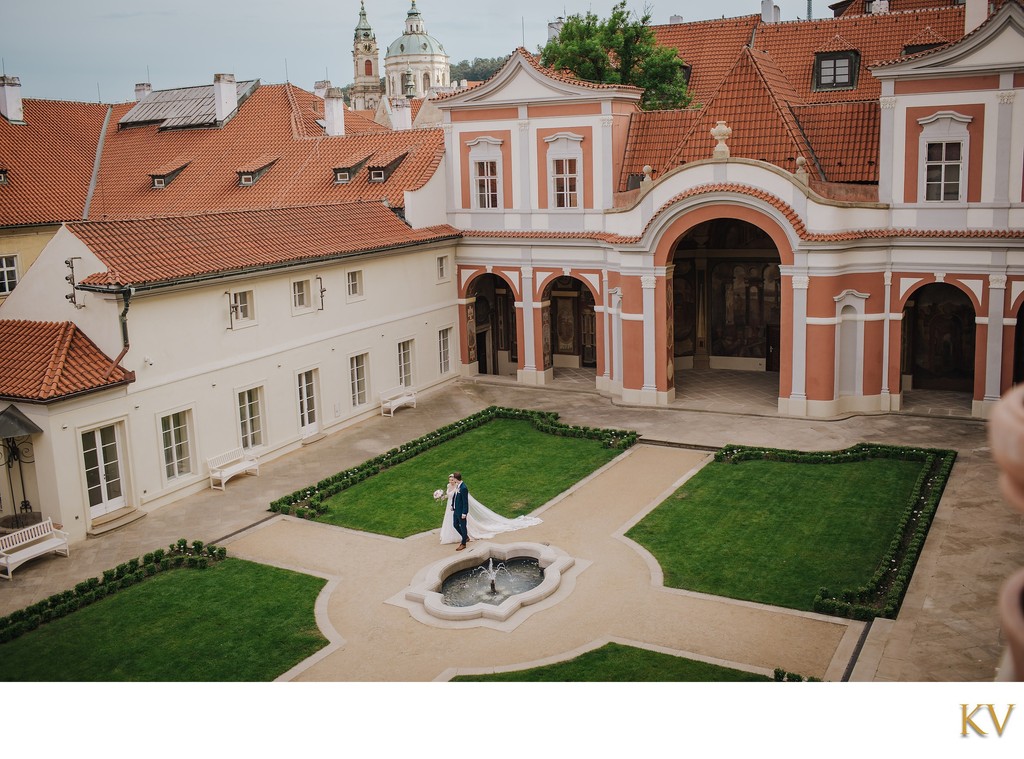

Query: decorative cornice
left=792, top=275, right=810, bottom=290
left=998, top=91, right=1016, bottom=105
left=640, top=275, right=657, bottom=289
left=879, top=97, right=897, bottom=110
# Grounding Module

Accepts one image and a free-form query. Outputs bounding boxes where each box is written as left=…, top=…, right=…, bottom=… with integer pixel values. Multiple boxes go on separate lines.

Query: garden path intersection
left=0, top=381, right=1014, bottom=682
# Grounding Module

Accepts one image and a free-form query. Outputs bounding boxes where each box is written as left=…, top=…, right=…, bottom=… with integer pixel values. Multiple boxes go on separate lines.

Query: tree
left=449, top=57, right=507, bottom=84
left=539, top=2, right=691, bottom=110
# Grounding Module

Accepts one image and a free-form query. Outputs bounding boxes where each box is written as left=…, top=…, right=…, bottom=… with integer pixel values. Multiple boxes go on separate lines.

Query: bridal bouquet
left=432, top=488, right=446, bottom=502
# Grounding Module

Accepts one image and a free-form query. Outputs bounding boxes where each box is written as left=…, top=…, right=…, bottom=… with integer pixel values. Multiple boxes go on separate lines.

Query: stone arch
left=899, top=281, right=978, bottom=394
left=539, top=274, right=599, bottom=374
left=465, top=271, right=520, bottom=377
left=534, top=270, right=600, bottom=304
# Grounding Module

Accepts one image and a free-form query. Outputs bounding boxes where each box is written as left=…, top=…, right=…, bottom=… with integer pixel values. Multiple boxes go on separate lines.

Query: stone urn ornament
left=710, top=120, right=732, bottom=159
left=989, top=384, right=1024, bottom=679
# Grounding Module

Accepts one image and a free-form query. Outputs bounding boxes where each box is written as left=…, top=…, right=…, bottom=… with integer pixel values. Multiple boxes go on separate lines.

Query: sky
left=5, top=0, right=816, bottom=103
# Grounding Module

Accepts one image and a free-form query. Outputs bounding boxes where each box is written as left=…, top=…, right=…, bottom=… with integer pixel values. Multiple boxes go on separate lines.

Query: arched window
left=423, top=73, right=430, bottom=94
left=364, top=60, right=373, bottom=77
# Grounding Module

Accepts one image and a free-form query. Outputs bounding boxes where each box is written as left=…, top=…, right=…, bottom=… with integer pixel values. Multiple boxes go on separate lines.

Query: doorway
left=82, top=424, right=125, bottom=518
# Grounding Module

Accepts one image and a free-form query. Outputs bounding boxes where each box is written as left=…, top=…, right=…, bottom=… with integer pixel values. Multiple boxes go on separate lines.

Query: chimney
left=324, top=87, right=346, bottom=136
left=965, top=0, right=988, bottom=34
left=314, top=79, right=331, bottom=99
left=213, top=73, right=236, bottom=123
left=0, top=76, right=24, bottom=124
left=669, top=15, right=685, bottom=24
left=135, top=82, right=152, bottom=101
left=761, top=1, right=780, bottom=23
left=871, top=0, right=889, bottom=14
left=391, top=97, right=412, bottom=130
left=548, top=17, right=564, bottom=41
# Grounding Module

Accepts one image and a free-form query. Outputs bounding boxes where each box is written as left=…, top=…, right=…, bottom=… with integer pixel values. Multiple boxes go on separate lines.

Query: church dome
left=386, top=1, right=447, bottom=58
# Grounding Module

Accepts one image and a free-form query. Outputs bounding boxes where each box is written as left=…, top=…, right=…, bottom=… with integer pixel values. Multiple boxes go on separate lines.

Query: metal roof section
left=118, top=79, right=260, bottom=131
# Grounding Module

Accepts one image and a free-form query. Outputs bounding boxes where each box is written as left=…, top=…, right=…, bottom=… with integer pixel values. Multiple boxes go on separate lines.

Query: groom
left=452, top=471, right=470, bottom=551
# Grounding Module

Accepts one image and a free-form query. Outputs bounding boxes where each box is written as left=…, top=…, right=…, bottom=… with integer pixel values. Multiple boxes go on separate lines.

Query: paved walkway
left=0, top=380, right=1017, bottom=681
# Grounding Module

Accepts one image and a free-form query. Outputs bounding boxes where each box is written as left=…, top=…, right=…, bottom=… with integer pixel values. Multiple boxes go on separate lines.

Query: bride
left=439, top=473, right=542, bottom=544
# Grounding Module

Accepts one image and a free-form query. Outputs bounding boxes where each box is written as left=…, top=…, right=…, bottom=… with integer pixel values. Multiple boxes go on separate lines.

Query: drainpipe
left=103, top=286, right=134, bottom=379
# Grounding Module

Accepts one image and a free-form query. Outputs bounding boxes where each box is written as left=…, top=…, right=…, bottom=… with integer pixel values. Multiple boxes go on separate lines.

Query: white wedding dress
left=439, top=486, right=542, bottom=544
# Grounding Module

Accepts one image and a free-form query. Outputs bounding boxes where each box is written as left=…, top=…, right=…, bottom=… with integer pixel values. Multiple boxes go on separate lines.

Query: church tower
left=350, top=1, right=381, bottom=111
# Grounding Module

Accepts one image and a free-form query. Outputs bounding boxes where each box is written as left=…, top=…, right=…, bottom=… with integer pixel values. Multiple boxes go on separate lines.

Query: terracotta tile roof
left=0, top=99, right=110, bottom=226
left=904, top=24, right=952, bottom=46
left=0, top=320, right=132, bottom=402
left=662, top=48, right=816, bottom=179
left=652, top=16, right=762, bottom=106
left=835, top=0, right=967, bottom=16
left=793, top=101, right=880, bottom=182
left=617, top=110, right=697, bottom=191
left=85, top=83, right=441, bottom=219
left=69, top=202, right=462, bottom=288
left=751, top=7, right=966, bottom=103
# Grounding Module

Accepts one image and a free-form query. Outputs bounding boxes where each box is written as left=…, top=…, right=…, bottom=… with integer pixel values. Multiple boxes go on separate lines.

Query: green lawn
left=0, top=559, right=327, bottom=681
left=316, top=418, right=621, bottom=536
left=626, top=457, right=924, bottom=611
left=453, top=642, right=771, bottom=681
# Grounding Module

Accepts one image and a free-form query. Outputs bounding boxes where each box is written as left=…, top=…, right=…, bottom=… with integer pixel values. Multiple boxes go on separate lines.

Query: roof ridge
left=39, top=322, right=75, bottom=400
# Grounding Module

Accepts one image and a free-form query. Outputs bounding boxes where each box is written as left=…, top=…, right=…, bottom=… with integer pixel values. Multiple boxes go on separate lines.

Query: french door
left=297, top=369, right=319, bottom=438
left=82, top=424, right=125, bottom=518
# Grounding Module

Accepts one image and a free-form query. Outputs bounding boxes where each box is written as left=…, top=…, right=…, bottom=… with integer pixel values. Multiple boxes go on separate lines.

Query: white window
left=466, top=137, right=504, bottom=210
left=0, top=255, right=17, bottom=295
left=925, top=142, right=962, bottom=202
left=438, top=327, right=452, bottom=374
left=917, top=111, right=971, bottom=204
left=436, top=255, right=449, bottom=282
left=347, top=270, right=363, bottom=299
left=544, top=132, right=584, bottom=209
left=398, top=339, right=414, bottom=388
left=230, top=290, right=255, bottom=325
left=160, top=410, right=192, bottom=480
left=292, top=279, right=310, bottom=312
left=814, top=51, right=858, bottom=91
left=238, top=387, right=263, bottom=449
left=350, top=353, right=368, bottom=406
left=296, top=369, right=319, bottom=437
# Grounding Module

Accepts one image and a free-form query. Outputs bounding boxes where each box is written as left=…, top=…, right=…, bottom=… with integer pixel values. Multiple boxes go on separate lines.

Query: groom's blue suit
left=452, top=481, right=470, bottom=546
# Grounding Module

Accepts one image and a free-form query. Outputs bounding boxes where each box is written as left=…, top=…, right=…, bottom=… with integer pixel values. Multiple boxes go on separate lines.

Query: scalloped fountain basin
left=400, top=542, right=576, bottom=625
left=442, top=556, right=544, bottom=607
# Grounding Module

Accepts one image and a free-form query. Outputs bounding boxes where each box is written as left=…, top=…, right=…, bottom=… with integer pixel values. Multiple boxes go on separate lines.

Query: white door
left=82, top=425, right=126, bottom=518
left=297, top=370, right=319, bottom=438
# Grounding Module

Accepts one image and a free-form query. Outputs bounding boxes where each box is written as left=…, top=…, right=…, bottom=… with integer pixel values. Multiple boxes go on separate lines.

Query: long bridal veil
left=466, top=494, right=542, bottom=539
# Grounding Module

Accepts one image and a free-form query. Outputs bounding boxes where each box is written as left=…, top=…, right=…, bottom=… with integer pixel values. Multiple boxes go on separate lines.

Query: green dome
left=387, top=33, right=446, bottom=58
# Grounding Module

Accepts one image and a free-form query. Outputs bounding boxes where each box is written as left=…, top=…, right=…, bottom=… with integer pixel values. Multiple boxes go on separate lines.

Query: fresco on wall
left=709, top=262, right=781, bottom=358
left=673, top=261, right=696, bottom=358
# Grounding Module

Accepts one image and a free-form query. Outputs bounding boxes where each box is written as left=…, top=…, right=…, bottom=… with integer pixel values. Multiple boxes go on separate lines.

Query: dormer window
left=236, top=155, right=277, bottom=187
left=813, top=51, right=859, bottom=91
left=365, top=152, right=408, bottom=184
left=149, top=159, right=190, bottom=189
left=0, top=168, right=7, bottom=185
left=334, top=169, right=351, bottom=184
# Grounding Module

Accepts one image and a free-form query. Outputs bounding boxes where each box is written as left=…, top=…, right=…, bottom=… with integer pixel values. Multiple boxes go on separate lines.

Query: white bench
left=207, top=447, right=260, bottom=490
left=380, top=386, right=417, bottom=416
left=0, top=518, right=70, bottom=580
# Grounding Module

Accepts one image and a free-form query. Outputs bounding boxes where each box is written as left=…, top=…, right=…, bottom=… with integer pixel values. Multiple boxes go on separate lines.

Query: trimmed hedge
left=716, top=442, right=956, bottom=621
left=269, top=406, right=638, bottom=518
left=0, top=540, right=228, bottom=645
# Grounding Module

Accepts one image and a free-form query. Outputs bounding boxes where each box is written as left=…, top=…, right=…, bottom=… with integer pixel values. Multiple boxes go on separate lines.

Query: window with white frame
left=230, top=290, right=255, bottom=325
left=292, top=279, right=310, bottom=311
left=813, top=51, right=858, bottom=91
left=350, top=353, right=369, bottom=406
left=438, top=327, right=452, bottom=374
left=917, top=111, right=971, bottom=204
left=544, top=132, right=584, bottom=209
left=466, top=136, right=503, bottom=210
left=398, top=339, right=414, bottom=387
left=160, top=410, right=192, bottom=479
left=436, top=255, right=449, bottom=282
left=0, top=255, right=17, bottom=295
left=347, top=270, right=363, bottom=299
left=238, top=387, right=263, bottom=449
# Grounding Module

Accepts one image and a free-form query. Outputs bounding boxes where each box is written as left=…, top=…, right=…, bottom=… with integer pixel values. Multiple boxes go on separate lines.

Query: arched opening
left=423, top=73, right=430, bottom=95
left=541, top=275, right=597, bottom=381
left=364, top=60, right=373, bottom=77
left=670, top=219, right=781, bottom=405
left=1014, top=299, right=1024, bottom=385
left=837, top=304, right=858, bottom=397
left=901, top=282, right=976, bottom=394
left=467, top=273, right=517, bottom=377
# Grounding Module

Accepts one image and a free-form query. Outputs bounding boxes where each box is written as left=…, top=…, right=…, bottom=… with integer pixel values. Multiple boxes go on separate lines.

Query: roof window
left=236, top=155, right=278, bottom=187
left=0, top=168, right=7, bottom=186
left=366, top=152, right=408, bottom=184
left=332, top=155, right=372, bottom=185
left=813, top=51, right=859, bottom=91
left=149, top=159, right=191, bottom=189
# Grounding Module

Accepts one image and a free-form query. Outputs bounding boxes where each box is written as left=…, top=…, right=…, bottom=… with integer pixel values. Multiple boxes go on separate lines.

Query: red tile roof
left=793, top=101, right=880, bottom=182
left=618, top=110, right=698, bottom=191
left=69, top=202, right=462, bottom=288
left=85, top=83, right=441, bottom=219
left=0, top=320, right=133, bottom=402
left=0, top=99, right=110, bottom=226
left=835, top=0, right=967, bottom=16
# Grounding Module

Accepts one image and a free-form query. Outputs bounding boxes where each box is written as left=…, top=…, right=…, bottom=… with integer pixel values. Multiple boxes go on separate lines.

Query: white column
left=641, top=275, right=657, bottom=393
left=599, top=115, right=614, bottom=210
left=602, top=270, right=611, bottom=383
left=610, top=288, right=623, bottom=391
left=878, top=93, right=897, bottom=207
left=881, top=270, right=892, bottom=409
left=518, top=117, right=532, bottom=210
left=789, top=274, right=809, bottom=414
left=520, top=266, right=536, bottom=378
left=985, top=273, right=1007, bottom=403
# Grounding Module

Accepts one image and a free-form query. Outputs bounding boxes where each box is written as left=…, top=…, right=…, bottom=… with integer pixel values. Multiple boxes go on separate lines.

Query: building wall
left=0, top=225, right=59, bottom=308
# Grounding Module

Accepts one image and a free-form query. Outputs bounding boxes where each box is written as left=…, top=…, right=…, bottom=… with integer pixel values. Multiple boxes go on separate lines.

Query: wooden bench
left=380, top=386, right=417, bottom=417
left=0, top=518, right=70, bottom=580
left=207, top=447, right=260, bottom=490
